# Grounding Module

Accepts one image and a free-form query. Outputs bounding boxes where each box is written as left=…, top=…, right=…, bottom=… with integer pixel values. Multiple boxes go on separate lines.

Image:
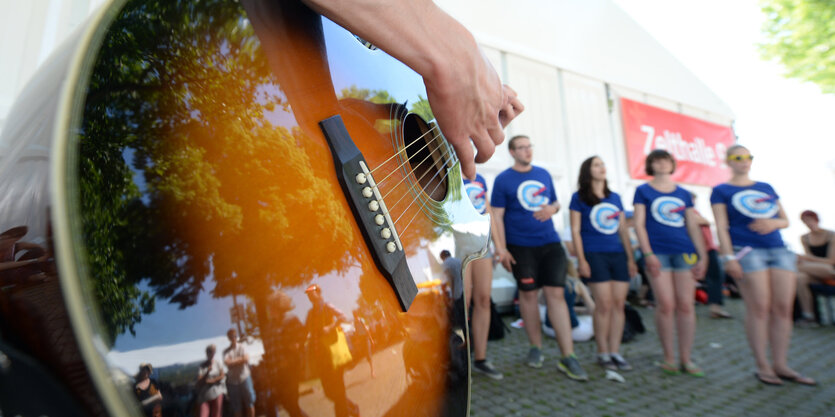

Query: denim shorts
left=654, top=253, right=698, bottom=272
left=227, top=377, right=256, bottom=412
left=735, top=246, right=797, bottom=273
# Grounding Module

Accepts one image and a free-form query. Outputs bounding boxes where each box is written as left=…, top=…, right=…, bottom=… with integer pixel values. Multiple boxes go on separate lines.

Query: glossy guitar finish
left=0, top=1, right=489, bottom=416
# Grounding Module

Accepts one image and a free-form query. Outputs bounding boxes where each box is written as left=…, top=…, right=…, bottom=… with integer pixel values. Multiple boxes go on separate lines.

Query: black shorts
left=585, top=252, right=630, bottom=283
left=507, top=242, right=567, bottom=291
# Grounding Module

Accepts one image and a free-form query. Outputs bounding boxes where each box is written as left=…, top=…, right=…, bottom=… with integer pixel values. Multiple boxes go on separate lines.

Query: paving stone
left=471, top=299, right=835, bottom=416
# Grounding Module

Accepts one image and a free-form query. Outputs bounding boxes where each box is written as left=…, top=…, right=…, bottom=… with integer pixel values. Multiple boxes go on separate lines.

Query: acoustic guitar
left=0, top=0, right=490, bottom=416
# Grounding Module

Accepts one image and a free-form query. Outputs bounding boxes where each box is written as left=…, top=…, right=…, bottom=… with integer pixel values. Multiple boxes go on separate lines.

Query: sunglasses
left=727, top=154, right=754, bottom=162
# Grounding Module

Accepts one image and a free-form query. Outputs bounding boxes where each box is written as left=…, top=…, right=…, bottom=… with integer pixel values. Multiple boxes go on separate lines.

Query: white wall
left=0, top=0, right=106, bottom=139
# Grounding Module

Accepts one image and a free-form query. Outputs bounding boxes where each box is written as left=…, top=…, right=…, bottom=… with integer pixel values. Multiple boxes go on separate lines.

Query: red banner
left=621, top=98, right=735, bottom=186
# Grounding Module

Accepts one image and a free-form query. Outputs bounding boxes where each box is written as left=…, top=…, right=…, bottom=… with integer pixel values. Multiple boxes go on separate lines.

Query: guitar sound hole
left=403, top=114, right=447, bottom=201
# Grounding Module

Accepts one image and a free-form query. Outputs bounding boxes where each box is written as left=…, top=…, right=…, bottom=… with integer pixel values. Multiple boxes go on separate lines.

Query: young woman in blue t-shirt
left=711, top=144, right=816, bottom=386
left=633, top=150, right=707, bottom=376
left=570, top=156, right=637, bottom=371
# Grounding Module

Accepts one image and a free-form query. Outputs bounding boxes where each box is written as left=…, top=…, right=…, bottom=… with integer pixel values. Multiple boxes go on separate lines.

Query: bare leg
left=469, top=257, right=493, bottom=361
left=649, top=270, right=676, bottom=364
left=543, top=286, right=574, bottom=356
left=736, top=270, right=775, bottom=376
left=608, top=281, right=630, bottom=355
left=590, top=282, right=614, bottom=354
left=518, top=289, right=542, bottom=348
left=796, top=262, right=835, bottom=317
left=672, top=270, right=697, bottom=364
left=769, top=269, right=796, bottom=373
left=795, top=271, right=814, bottom=317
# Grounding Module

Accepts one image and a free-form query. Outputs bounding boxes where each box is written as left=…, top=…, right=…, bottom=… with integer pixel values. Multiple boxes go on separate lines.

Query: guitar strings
left=381, top=135, right=450, bottom=202
left=391, top=147, right=453, bottom=227
left=368, top=124, right=440, bottom=180
left=384, top=144, right=452, bottom=216
left=395, top=161, right=454, bottom=236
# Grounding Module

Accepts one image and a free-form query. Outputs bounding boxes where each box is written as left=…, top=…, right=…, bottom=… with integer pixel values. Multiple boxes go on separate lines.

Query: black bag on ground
left=622, top=304, right=645, bottom=343
left=487, top=299, right=509, bottom=340
left=467, top=298, right=509, bottom=341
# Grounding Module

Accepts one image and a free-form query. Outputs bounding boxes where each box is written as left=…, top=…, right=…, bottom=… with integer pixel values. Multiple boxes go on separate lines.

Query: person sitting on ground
left=795, top=210, right=835, bottom=326
left=542, top=262, right=596, bottom=343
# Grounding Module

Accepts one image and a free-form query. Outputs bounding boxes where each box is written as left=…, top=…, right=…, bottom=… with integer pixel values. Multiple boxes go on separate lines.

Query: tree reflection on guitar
left=0, top=0, right=489, bottom=416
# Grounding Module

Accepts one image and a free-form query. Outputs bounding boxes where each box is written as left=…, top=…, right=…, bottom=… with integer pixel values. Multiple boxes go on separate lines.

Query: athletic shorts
left=735, top=246, right=796, bottom=273
left=585, top=252, right=630, bottom=283
left=506, top=242, right=566, bottom=291
left=654, top=253, right=698, bottom=272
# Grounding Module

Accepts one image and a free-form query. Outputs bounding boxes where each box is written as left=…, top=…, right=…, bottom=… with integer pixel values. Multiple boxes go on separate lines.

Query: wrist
left=721, top=254, right=736, bottom=262
left=643, top=251, right=654, bottom=257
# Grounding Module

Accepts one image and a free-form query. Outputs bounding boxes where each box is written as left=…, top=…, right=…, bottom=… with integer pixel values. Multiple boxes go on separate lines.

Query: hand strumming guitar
left=301, top=0, right=524, bottom=179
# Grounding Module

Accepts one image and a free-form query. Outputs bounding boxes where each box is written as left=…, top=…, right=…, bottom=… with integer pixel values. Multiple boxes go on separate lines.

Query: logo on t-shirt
left=516, top=180, right=550, bottom=211
left=650, top=196, right=686, bottom=227
left=731, top=189, right=779, bottom=219
left=590, top=203, right=620, bottom=235
left=465, top=181, right=487, bottom=214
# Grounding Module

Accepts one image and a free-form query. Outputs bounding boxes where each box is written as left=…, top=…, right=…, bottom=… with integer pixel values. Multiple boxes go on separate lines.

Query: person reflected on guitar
left=299, top=0, right=524, bottom=180
left=266, top=291, right=308, bottom=417
left=304, top=284, right=359, bottom=417
left=224, top=329, right=255, bottom=417
left=134, top=363, right=163, bottom=417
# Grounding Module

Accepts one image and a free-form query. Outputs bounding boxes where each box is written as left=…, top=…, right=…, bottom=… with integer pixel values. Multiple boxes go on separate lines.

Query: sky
left=613, top=0, right=835, bottom=251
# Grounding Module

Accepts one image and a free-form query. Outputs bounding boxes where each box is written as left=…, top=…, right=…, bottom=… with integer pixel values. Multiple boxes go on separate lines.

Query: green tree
left=759, top=0, right=835, bottom=93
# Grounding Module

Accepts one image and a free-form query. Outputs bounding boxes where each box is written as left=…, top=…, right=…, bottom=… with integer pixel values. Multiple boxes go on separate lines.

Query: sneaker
left=610, top=353, right=632, bottom=371
left=526, top=347, right=544, bottom=368
left=558, top=355, right=589, bottom=381
left=473, top=360, right=504, bottom=380
left=597, top=355, right=616, bottom=371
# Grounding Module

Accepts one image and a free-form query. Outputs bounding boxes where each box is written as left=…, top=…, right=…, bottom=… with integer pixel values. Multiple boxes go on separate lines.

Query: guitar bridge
left=320, top=115, right=417, bottom=311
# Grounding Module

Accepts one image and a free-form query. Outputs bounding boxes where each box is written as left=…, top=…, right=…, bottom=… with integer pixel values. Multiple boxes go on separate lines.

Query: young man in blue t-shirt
left=491, top=135, right=588, bottom=381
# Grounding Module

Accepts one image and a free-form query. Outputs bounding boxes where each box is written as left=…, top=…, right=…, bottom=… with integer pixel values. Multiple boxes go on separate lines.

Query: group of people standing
left=133, top=328, right=256, bottom=417
left=458, top=134, right=816, bottom=386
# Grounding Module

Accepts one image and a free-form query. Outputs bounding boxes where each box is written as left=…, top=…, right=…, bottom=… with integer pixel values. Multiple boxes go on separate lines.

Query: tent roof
left=438, top=0, right=734, bottom=119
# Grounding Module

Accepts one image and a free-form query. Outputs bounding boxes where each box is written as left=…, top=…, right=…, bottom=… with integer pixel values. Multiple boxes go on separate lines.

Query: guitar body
left=0, top=1, right=489, bottom=416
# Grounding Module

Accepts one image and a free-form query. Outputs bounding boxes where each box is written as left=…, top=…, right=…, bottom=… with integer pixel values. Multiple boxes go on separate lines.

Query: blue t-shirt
left=710, top=182, right=784, bottom=248
left=633, top=183, right=695, bottom=254
left=463, top=173, right=488, bottom=215
left=569, top=191, right=625, bottom=253
left=491, top=166, right=560, bottom=247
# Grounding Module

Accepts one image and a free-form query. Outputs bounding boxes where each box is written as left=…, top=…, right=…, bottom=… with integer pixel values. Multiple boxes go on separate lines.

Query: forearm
left=618, top=227, right=635, bottom=263
left=635, top=227, right=652, bottom=254
left=301, top=0, right=468, bottom=83
left=141, top=393, right=161, bottom=405
left=491, top=209, right=508, bottom=250
left=686, top=222, right=707, bottom=258
left=571, top=231, right=586, bottom=263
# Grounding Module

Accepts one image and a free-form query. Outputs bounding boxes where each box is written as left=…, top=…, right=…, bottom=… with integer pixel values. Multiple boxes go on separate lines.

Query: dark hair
left=645, top=149, right=676, bottom=176
left=440, top=250, right=451, bottom=259
left=577, top=156, right=610, bottom=206
left=800, top=210, right=819, bottom=222
left=508, top=135, right=529, bottom=150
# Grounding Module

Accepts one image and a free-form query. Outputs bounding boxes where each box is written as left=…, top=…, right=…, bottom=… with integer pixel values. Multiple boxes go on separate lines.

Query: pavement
left=470, top=298, right=835, bottom=417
